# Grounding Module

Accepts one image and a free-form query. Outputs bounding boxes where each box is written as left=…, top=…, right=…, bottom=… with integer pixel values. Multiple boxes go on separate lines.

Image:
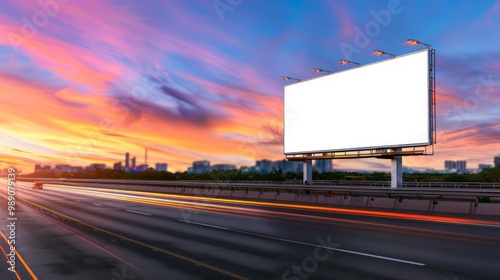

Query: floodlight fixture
left=406, top=39, right=431, bottom=49
left=373, top=49, right=396, bottom=58
left=339, top=59, right=360, bottom=67
left=313, top=68, right=333, bottom=74
left=282, top=76, right=301, bottom=82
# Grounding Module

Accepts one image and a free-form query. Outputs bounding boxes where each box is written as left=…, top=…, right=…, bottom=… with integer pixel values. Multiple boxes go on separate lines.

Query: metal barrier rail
left=314, top=180, right=500, bottom=189
left=18, top=177, right=500, bottom=189
left=17, top=178, right=500, bottom=202
left=134, top=179, right=500, bottom=189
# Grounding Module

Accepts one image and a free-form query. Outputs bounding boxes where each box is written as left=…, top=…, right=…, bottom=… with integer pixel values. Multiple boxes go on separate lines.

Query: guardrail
left=314, top=180, right=500, bottom=189
left=115, top=179, right=500, bottom=189
left=14, top=178, right=500, bottom=217
left=18, top=178, right=500, bottom=202
left=18, top=178, right=500, bottom=189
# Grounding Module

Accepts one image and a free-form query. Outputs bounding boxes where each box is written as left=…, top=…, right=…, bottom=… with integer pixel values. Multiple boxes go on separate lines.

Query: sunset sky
left=1, top=0, right=499, bottom=173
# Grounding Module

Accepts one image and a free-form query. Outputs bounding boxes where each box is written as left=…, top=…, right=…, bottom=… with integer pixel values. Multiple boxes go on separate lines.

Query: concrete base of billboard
left=390, top=149, right=403, bottom=188
left=303, top=160, right=312, bottom=185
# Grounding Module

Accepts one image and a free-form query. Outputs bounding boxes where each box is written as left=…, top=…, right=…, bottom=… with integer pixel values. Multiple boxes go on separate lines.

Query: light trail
left=46, top=183, right=500, bottom=228
left=34, top=184, right=500, bottom=245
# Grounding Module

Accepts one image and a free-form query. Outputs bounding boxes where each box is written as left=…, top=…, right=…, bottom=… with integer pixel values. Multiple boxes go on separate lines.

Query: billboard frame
left=284, top=49, right=436, bottom=161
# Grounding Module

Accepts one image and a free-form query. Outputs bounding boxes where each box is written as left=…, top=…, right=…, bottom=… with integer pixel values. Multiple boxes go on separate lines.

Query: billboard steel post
left=390, top=148, right=402, bottom=188
left=303, top=159, right=312, bottom=185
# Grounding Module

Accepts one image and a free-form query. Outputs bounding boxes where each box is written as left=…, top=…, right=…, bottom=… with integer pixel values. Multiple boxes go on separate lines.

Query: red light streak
left=42, top=185, right=500, bottom=245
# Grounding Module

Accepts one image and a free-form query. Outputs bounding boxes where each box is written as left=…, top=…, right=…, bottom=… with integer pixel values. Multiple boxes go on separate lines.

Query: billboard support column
left=391, top=148, right=402, bottom=188
left=303, top=159, right=312, bottom=185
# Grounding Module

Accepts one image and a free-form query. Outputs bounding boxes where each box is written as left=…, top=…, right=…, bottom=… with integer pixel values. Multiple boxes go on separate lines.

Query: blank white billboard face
left=284, top=50, right=430, bottom=155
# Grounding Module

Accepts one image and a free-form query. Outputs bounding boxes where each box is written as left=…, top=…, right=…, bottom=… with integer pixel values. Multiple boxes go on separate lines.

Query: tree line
left=23, top=165, right=500, bottom=183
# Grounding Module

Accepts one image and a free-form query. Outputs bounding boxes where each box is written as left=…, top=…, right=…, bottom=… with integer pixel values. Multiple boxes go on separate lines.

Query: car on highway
left=32, top=182, right=43, bottom=190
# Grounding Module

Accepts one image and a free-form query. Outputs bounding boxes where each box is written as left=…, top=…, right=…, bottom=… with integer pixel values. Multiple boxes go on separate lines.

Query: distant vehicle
left=32, top=182, right=43, bottom=189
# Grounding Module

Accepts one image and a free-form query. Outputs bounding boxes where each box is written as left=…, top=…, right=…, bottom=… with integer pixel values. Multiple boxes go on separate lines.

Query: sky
left=0, top=0, right=499, bottom=173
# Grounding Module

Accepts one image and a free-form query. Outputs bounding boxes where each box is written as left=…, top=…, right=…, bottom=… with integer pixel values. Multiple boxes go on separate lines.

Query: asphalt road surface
left=1, top=180, right=499, bottom=280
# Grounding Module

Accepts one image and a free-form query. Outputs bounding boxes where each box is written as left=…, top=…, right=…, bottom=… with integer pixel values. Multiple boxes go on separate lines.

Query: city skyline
left=1, top=1, right=500, bottom=173
left=29, top=154, right=499, bottom=175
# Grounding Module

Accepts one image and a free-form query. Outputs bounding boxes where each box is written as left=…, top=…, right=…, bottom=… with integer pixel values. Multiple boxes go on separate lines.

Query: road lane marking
left=75, top=200, right=81, bottom=202
left=329, top=248, right=425, bottom=266
left=17, top=197, right=248, bottom=280
left=179, top=220, right=229, bottom=230
left=0, top=234, right=23, bottom=280
left=179, top=219, right=426, bottom=267
left=126, top=209, right=152, bottom=216
left=0, top=228, right=39, bottom=279
left=19, top=201, right=155, bottom=279
left=92, top=203, right=102, bottom=206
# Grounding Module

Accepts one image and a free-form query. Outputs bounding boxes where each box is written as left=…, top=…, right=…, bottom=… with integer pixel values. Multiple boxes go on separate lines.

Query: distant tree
left=442, top=173, right=473, bottom=182
left=367, top=172, right=390, bottom=181
left=269, top=164, right=285, bottom=181
left=477, top=167, right=500, bottom=183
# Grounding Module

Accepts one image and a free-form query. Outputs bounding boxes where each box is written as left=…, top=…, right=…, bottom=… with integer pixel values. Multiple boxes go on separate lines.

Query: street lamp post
left=373, top=49, right=396, bottom=58
left=406, top=39, right=431, bottom=49
left=339, top=59, right=361, bottom=67
left=282, top=76, right=301, bottom=82
left=313, top=68, right=333, bottom=74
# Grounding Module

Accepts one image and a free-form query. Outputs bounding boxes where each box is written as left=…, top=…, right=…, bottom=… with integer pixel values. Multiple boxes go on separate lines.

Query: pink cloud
left=328, top=2, right=355, bottom=37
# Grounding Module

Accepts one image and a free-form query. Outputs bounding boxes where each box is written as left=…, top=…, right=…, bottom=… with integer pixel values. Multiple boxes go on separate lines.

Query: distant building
left=256, top=159, right=274, bottom=173
left=456, top=161, right=467, bottom=173
left=34, top=164, right=42, bottom=172
left=136, top=164, right=149, bottom=172
left=444, top=160, right=457, bottom=170
left=125, top=152, right=130, bottom=169
left=87, top=164, right=106, bottom=171
left=314, top=159, right=333, bottom=173
left=155, top=163, right=168, bottom=171
left=71, top=166, right=84, bottom=173
left=274, top=159, right=302, bottom=173
left=212, top=164, right=237, bottom=171
left=495, top=155, right=500, bottom=167
left=189, top=160, right=211, bottom=174
left=478, top=164, right=492, bottom=171
left=113, top=162, right=123, bottom=170
left=50, top=165, right=82, bottom=174
left=54, top=164, right=72, bottom=173
left=131, top=157, right=136, bottom=168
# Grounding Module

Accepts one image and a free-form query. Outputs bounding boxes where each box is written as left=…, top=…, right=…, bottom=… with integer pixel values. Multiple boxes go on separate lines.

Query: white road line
left=178, top=219, right=425, bottom=266
left=126, top=209, right=152, bottom=216
left=179, top=220, right=229, bottom=230
left=92, top=203, right=102, bottom=206
left=331, top=248, right=425, bottom=266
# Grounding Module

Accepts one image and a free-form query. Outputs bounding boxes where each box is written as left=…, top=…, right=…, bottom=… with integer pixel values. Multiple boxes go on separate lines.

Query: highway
left=1, top=181, right=500, bottom=279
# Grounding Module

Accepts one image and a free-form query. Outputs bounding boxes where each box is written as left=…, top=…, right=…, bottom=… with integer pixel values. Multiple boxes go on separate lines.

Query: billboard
left=284, top=49, right=431, bottom=155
